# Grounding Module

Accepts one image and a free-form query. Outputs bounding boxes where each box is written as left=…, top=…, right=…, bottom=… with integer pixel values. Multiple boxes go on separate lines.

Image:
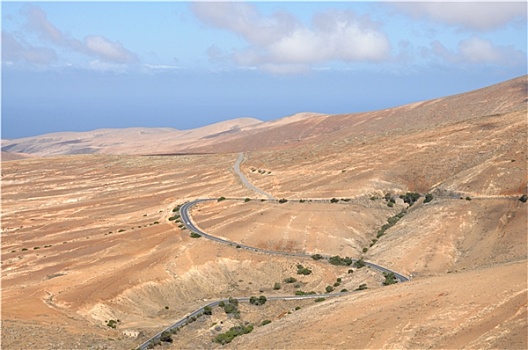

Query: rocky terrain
left=1, top=75, right=526, bottom=349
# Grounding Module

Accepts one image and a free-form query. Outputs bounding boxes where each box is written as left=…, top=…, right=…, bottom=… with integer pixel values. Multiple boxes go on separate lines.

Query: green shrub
left=387, top=201, right=394, bottom=207
left=278, top=198, right=288, bottom=203
left=340, top=288, right=348, bottom=293
left=106, top=319, right=117, bottom=328
left=190, top=232, right=201, bottom=238
left=273, top=282, right=281, bottom=290
left=249, top=295, right=267, bottom=305
left=362, top=247, right=368, bottom=253
left=314, top=297, right=326, bottom=302
left=295, top=290, right=316, bottom=296
left=261, top=320, right=272, bottom=326
left=466, top=196, right=472, bottom=201
left=519, top=194, right=528, bottom=203
left=356, top=283, right=368, bottom=291
left=296, top=264, right=312, bottom=275
left=328, top=255, right=353, bottom=266
left=213, top=324, right=254, bottom=345
left=353, top=258, right=366, bottom=269
left=203, top=306, right=213, bottom=315
left=218, top=196, right=226, bottom=202
left=325, top=285, right=334, bottom=293
left=160, top=331, right=173, bottom=343
left=330, top=198, right=339, bottom=203
left=382, top=272, right=398, bottom=285
left=284, top=277, right=297, bottom=283
left=424, top=193, right=433, bottom=203
left=400, top=192, right=421, bottom=206
left=311, top=253, right=323, bottom=260
left=223, top=303, right=237, bottom=314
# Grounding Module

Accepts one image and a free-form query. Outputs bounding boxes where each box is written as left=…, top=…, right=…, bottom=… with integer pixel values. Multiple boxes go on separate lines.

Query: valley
left=1, top=76, right=526, bottom=349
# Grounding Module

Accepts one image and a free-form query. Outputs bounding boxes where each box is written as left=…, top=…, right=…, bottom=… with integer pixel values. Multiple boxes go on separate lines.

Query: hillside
left=3, top=76, right=525, bottom=158
left=1, top=76, right=526, bottom=349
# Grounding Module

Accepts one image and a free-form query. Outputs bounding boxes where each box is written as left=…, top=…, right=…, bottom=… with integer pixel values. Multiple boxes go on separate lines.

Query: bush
left=330, top=198, right=339, bottom=203
left=250, top=295, right=267, bottom=305
left=340, top=288, right=348, bottom=293
left=203, top=305, right=212, bottom=315
left=314, top=297, right=326, bottom=302
left=329, top=255, right=353, bottom=266
left=223, top=303, right=237, bottom=314
left=284, top=277, right=297, bottom=283
left=273, top=282, right=281, bottom=290
left=213, top=324, right=254, bottom=345
left=106, top=319, right=117, bottom=328
left=160, top=331, right=173, bottom=343
left=311, top=253, right=323, bottom=260
left=325, top=285, right=334, bottom=293
left=261, top=320, right=272, bottom=326
left=244, top=198, right=251, bottom=202
left=278, top=198, right=288, bottom=203
left=466, top=196, right=472, bottom=201
left=295, top=290, right=316, bottom=296
left=519, top=194, right=527, bottom=203
left=424, top=193, right=433, bottom=203
left=296, top=264, right=312, bottom=275
left=400, top=192, right=421, bottom=206
left=190, top=232, right=201, bottom=238
left=362, top=247, right=368, bottom=253
left=353, top=258, right=366, bottom=269
left=218, top=196, right=226, bottom=202
left=387, top=201, right=394, bottom=207
left=383, top=272, right=398, bottom=285
left=356, top=283, right=368, bottom=291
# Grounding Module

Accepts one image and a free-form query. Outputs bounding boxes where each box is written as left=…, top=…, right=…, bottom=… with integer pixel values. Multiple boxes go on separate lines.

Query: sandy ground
left=1, top=78, right=526, bottom=349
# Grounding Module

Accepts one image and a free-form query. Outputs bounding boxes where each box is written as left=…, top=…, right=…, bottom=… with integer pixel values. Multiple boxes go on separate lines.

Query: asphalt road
left=137, top=154, right=409, bottom=349
left=234, top=152, right=276, bottom=200
left=181, top=199, right=409, bottom=283
left=136, top=291, right=348, bottom=350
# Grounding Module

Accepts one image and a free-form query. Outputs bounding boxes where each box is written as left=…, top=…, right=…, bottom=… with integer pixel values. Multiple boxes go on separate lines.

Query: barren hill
left=1, top=76, right=526, bottom=349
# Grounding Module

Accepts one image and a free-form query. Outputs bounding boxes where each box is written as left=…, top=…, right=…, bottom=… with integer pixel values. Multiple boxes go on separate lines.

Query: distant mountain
left=2, top=76, right=526, bottom=157
left=1, top=118, right=261, bottom=157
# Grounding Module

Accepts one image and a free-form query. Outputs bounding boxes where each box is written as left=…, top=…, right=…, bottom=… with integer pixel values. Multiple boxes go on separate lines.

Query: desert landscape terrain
left=1, top=75, right=527, bottom=349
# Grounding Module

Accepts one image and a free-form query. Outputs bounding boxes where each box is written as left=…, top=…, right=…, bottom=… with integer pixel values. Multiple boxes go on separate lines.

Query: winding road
left=234, top=152, right=276, bottom=200
left=137, top=153, right=409, bottom=349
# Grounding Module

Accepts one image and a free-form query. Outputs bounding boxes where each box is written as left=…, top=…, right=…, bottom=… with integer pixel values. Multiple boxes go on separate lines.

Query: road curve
left=180, top=199, right=409, bottom=283
left=137, top=292, right=347, bottom=350
left=137, top=199, right=409, bottom=348
left=234, top=152, right=275, bottom=200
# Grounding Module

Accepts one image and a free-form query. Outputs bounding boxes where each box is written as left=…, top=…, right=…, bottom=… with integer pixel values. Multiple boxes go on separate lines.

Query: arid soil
left=1, top=76, right=527, bottom=349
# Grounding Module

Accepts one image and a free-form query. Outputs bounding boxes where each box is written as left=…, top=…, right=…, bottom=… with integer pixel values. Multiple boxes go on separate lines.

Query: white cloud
left=84, top=36, right=137, bottom=64
left=2, top=31, right=57, bottom=65
left=395, top=3, right=527, bottom=31
left=429, top=36, right=525, bottom=66
left=21, top=4, right=138, bottom=65
left=192, top=3, right=390, bottom=73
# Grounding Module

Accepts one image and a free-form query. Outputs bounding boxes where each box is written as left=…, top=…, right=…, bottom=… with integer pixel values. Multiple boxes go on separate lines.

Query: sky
left=2, top=1, right=527, bottom=139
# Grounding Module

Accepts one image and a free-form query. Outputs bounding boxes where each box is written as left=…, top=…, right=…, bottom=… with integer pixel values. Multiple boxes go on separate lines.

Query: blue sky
left=2, top=1, right=526, bottom=139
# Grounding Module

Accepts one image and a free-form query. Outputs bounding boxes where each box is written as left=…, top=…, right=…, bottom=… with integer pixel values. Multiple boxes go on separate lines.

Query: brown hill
left=3, top=76, right=525, bottom=158
left=1, top=76, right=526, bottom=349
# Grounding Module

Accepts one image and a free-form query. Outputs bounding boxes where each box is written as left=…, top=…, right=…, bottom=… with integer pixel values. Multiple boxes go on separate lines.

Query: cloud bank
left=192, top=2, right=390, bottom=73
left=395, top=2, right=527, bottom=31
left=3, top=4, right=138, bottom=68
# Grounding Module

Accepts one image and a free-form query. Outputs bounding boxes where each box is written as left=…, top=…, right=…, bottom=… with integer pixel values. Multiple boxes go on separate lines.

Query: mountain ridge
left=2, top=75, right=525, bottom=158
